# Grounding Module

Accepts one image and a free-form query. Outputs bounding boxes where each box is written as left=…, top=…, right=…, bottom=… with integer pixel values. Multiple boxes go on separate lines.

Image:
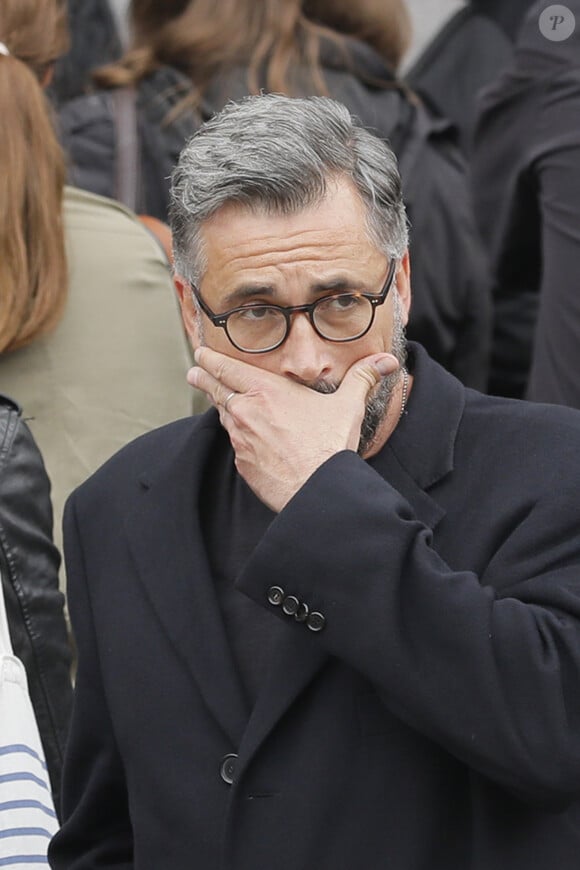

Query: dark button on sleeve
left=220, top=753, right=238, bottom=785
left=282, top=595, right=300, bottom=616
left=294, top=602, right=309, bottom=623
left=306, top=611, right=326, bottom=632
left=267, top=586, right=285, bottom=606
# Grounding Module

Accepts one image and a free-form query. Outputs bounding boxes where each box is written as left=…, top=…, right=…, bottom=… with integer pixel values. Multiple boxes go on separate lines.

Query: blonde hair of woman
left=0, top=0, right=68, bottom=353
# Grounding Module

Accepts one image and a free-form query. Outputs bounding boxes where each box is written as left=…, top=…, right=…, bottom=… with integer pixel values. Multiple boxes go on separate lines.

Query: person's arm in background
left=471, top=0, right=580, bottom=401
left=525, top=67, right=580, bottom=406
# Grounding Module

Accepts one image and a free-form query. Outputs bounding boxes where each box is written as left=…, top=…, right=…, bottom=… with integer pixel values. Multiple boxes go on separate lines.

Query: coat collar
left=389, top=342, right=465, bottom=488
left=368, top=342, right=465, bottom=530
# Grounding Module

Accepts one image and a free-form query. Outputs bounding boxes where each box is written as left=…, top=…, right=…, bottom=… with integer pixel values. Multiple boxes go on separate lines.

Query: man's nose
left=277, top=312, right=332, bottom=384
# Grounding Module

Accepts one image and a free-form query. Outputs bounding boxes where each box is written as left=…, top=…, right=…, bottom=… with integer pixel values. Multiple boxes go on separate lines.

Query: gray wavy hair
left=170, top=93, right=409, bottom=286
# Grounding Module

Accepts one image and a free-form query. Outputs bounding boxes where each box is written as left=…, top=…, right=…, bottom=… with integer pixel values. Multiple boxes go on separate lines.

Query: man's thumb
left=339, top=353, right=399, bottom=398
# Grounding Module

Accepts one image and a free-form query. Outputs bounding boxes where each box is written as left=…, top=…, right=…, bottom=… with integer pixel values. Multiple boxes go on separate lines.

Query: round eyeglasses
left=191, top=259, right=397, bottom=354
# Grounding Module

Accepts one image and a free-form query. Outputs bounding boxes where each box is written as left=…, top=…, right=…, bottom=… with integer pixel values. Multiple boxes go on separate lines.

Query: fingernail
left=187, top=367, right=199, bottom=386
left=374, top=356, right=396, bottom=376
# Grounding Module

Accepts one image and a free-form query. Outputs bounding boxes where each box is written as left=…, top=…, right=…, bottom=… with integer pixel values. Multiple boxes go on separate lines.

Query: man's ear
left=174, top=275, right=202, bottom=348
left=395, top=251, right=412, bottom=326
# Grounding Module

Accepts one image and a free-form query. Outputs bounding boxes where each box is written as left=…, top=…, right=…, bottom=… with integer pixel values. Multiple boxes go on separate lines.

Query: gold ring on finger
left=223, top=391, right=237, bottom=413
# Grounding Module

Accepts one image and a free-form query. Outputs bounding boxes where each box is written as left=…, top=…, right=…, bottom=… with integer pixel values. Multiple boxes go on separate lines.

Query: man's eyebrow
left=311, top=277, right=364, bottom=293
left=223, top=284, right=276, bottom=306
left=223, top=277, right=364, bottom=307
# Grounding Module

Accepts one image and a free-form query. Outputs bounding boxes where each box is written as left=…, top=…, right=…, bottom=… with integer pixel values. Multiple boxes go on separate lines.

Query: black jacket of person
left=50, top=344, right=580, bottom=869
left=407, top=0, right=536, bottom=151
left=0, top=395, right=73, bottom=815
left=470, top=0, right=538, bottom=40
left=471, top=0, right=580, bottom=400
left=58, top=37, right=491, bottom=390
left=50, top=0, right=122, bottom=105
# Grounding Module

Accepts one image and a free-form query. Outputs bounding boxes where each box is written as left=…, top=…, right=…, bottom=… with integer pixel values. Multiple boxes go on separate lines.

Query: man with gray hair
left=51, top=94, right=580, bottom=870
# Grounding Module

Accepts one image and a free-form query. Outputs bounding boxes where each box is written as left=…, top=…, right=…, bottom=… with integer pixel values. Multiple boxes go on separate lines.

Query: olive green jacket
left=0, top=187, right=206, bottom=570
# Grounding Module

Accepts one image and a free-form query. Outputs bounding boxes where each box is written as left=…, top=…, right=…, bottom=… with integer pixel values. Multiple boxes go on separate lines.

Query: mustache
left=307, top=379, right=339, bottom=394
left=305, top=374, right=392, bottom=396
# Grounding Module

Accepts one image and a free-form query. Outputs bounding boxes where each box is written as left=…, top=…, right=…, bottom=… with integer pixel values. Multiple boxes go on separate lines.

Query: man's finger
left=186, top=366, right=245, bottom=413
left=187, top=365, right=221, bottom=404
left=194, top=346, right=278, bottom=393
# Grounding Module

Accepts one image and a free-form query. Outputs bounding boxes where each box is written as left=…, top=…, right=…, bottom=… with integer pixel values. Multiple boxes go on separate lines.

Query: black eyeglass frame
left=191, top=258, right=397, bottom=354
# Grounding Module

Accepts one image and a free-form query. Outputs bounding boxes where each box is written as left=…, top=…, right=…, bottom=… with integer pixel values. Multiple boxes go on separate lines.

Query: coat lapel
left=235, top=626, right=327, bottom=770
left=124, top=413, right=250, bottom=747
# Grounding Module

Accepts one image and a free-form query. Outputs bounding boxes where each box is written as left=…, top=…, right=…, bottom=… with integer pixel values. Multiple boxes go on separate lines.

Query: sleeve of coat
left=236, top=450, right=580, bottom=808
left=525, top=68, right=580, bottom=406
left=48, top=494, right=133, bottom=870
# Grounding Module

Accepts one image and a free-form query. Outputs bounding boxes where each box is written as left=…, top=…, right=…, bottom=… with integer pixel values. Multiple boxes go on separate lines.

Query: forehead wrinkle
left=214, top=229, right=376, bottom=278
left=199, top=179, right=387, bottom=295
left=221, top=247, right=364, bottom=277
left=220, top=225, right=363, bottom=260
left=204, top=238, right=387, bottom=303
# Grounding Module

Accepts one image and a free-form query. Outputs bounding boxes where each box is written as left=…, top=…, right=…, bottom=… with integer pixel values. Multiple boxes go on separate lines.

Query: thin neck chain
left=399, top=366, right=409, bottom=421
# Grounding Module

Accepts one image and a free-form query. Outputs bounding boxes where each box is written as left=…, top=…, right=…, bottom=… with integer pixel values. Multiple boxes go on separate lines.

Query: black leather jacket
left=0, top=394, right=72, bottom=816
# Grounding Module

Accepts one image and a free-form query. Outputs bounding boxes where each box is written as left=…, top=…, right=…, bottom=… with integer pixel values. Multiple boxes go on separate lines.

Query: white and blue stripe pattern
left=0, top=658, right=58, bottom=869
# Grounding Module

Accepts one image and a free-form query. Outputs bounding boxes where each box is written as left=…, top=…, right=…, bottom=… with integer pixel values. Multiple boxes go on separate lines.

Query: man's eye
left=238, top=306, right=278, bottom=321
left=323, top=294, right=361, bottom=311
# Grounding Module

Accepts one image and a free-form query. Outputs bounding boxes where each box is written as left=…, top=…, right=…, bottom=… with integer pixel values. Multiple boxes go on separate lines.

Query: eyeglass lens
left=227, top=294, right=374, bottom=351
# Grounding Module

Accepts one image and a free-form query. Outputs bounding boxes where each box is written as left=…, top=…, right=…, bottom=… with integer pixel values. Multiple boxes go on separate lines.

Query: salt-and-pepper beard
left=197, top=290, right=407, bottom=455
left=309, top=292, right=407, bottom=455
left=357, top=293, right=407, bottom=454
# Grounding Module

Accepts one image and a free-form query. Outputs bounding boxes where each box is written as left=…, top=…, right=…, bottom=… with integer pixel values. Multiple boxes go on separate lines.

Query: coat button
left=267, top=586, right=285, bottom=606
left=307, top=611, right=326, bottom=632
left=220, top=753, right=238, bottom=785
left=294, top=602, right=309, bottom=623
left=282, top=595, right=300, bottom=616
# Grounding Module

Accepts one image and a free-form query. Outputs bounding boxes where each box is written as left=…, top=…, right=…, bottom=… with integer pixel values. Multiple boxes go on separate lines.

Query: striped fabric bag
left=0, top=572, right=58, bottom=868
